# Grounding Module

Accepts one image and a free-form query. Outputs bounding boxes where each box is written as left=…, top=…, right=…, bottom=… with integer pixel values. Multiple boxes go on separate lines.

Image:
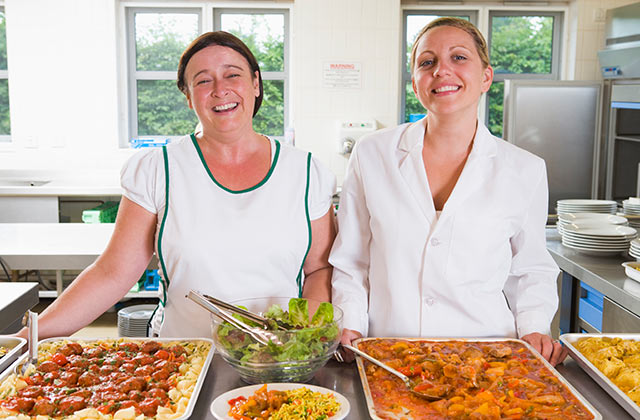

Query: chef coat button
left=423, top=297, right=435, bottom=306
left=430, top=237, right=440, bottom=246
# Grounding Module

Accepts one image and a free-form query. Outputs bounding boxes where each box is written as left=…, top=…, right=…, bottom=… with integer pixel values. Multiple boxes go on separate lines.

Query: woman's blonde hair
left=410, top=17, right=490, bottom=76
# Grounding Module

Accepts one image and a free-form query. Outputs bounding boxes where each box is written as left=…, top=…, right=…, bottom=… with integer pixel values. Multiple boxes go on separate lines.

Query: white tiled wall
left=573, top=0, right=639, bottom=80
left=291, top=0, right=401, bottom=185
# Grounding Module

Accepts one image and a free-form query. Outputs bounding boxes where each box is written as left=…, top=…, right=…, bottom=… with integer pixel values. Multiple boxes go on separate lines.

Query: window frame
left=213, top=7, right=290, bottom=141
left=400, top=9, right=479, bottom=124
left=0, top=5, right=10, bottom=143
left=485, top=10, right=564, bottom=131
left=125, top=7, right=202, bottom=146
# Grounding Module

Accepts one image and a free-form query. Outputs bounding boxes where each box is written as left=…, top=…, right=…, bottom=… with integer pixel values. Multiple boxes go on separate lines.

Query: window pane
left=137, top=80, right=198, bottom=136
left=135, top=13, right=199, bottom=72
left=487, top=82, right=504, bottom=137
left=0, top=11, right=6, bottom=70
left=221, top=14, right=284, bottom=72
left=405, top=15, right=470, bottom=72
left=405, top=82, right=426, bottom=123
left=490, top=16, right=553, bottom=74
left=253, top=80, right=283, bottom=137
left=0, top=79, right=9, bottom=135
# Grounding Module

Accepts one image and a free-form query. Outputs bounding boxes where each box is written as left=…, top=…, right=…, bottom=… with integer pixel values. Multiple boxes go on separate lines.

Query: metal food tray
left=353, top=337, right=601, bottom=420
left=0, top=337, right=26, bottom=374
left=560, top=333, right=640, bottom=420
left=0, top=336, right=215, bottom=420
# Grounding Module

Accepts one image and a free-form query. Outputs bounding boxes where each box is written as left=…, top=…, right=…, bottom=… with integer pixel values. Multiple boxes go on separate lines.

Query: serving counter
left=546, top=228, right=640, bottom=333
left=190, top=354, right=632, bottom=419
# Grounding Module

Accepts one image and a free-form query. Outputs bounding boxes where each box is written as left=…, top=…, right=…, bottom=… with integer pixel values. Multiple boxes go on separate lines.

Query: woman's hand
left=522, top=332, right=568, bottom=367
left=336, top=328, right=363, bottom=363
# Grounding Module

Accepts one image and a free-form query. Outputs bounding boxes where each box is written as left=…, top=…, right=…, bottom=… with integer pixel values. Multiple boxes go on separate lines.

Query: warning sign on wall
left=323, top=62, right=361, bottom=89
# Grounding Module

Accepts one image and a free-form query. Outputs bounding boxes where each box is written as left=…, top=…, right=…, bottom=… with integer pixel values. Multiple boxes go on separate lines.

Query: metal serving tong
left=186, top=290, right=283, bottom=346
left=15, top=310, right=37, bottom=376
left=201, top=294, right=287, bottom=331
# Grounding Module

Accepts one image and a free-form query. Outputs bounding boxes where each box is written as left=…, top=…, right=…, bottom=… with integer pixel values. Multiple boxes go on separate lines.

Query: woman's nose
left=433, top=61, right=451, bottom=77
left=211, top=80, right=228, bottom=97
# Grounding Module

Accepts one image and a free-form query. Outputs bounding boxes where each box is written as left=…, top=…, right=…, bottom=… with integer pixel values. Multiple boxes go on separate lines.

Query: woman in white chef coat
left=331, top=17, right=567, bottom=366
left=18, top=32, right=336, bottom=339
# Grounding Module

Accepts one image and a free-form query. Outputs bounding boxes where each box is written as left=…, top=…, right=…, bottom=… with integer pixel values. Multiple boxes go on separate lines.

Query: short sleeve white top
left=121, top=134, right=336, bottom=337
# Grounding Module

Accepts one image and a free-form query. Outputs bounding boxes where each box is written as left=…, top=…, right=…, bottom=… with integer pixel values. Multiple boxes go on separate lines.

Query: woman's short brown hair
left=177, top=31, right=263, bottom=117
left=410, top=17, right=490, bottom=76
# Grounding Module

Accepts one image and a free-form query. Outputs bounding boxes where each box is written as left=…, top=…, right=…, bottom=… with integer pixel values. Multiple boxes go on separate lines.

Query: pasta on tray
left=0, top=338, right=211, bottom=420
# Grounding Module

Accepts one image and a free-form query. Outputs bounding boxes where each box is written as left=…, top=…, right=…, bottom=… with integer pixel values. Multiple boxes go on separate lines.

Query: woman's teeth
left=434, top=86, right=459, bottom=93
left=214, top=103, right=238, bottom=111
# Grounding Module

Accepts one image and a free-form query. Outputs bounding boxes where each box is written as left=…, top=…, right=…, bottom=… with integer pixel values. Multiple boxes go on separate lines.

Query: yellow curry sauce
left=359, top=339, right=593, bottom=420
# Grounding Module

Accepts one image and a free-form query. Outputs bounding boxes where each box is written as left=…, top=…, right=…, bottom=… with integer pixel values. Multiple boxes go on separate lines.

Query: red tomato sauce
left=0, top=340, right=188, bottom=418
left=359, top=339, right=594, bottom=420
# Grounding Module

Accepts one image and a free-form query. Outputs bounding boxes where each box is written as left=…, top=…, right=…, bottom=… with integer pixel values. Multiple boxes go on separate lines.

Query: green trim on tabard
left=295, top=152, right=313, bottom=297
left=157, top=146, right=171, bottom=309
left=190, top=133, right=280, bottom=194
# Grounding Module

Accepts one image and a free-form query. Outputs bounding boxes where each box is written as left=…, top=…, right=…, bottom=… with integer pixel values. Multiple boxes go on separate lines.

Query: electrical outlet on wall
left=24, top=136, right=38, bottom=148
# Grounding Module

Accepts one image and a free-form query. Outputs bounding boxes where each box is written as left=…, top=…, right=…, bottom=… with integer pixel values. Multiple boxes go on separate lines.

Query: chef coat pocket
left=447, top=213, right=512, bottom=288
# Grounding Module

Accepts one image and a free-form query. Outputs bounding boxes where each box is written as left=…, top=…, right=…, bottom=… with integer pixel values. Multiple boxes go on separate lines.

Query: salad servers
left=343, top=344, right=446, bottom=401
left=186, top=290, right=283, bottom=346
left=202, top=293, right=287, bottom=331
left=16, top=310, right=38, bottom=376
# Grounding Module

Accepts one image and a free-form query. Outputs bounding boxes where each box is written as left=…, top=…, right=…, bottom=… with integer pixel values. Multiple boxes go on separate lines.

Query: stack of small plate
left=622, top=198, right=640, bottom=229
left=557, top=213, right=628, bottom=235
left=561, top=224, right=637, bottom=256
left=630, top=239, right=640, bottom=261
left=556, top=199, right=618, bottom=215
left=117, top=304, right=156, bottom=337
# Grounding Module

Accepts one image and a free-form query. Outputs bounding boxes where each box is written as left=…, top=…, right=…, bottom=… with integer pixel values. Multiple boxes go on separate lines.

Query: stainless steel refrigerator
left=502, top=80, right=603, bottom=214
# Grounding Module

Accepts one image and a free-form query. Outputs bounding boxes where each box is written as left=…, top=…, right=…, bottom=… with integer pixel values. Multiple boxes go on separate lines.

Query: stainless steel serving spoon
left=343, top=344, right=448, bottom=401
left=15, top=310, right=37, bottom=376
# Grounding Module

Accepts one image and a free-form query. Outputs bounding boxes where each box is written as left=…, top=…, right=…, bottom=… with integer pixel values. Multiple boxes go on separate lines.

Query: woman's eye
left=196, top=79, right=210, bottom=86
left=419, top=59, right=433, bottom=67
left=453, top=55, right=467, bottom=61
left=227, top=73, right=240, bottom=78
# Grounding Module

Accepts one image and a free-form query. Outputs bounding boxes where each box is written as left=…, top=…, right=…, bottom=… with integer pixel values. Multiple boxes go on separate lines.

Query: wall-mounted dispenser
left=338, top=120, right=377, bottom=156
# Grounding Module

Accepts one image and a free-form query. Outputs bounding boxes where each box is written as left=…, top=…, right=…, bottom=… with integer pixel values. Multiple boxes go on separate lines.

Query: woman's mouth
left=432, top=85, right=460, bottom=94
left=213, top=102, right=239, bottom=112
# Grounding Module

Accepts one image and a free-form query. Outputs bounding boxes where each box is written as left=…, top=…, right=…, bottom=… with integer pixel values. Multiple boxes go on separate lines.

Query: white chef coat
left=121, top=134, right=336, bottom=337
left=330, top=118, right=559, bottom=339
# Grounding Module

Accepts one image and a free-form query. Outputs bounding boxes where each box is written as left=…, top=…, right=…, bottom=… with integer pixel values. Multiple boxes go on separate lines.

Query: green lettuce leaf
left=310, top=302, right=334, bottom=327
left=288, top=298, right=309, bottom=328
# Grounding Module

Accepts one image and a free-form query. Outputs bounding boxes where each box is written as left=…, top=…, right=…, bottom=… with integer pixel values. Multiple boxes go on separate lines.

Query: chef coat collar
left=397, top=116, right=498, bottom=224
left=398, top=116, right=498, bottom=159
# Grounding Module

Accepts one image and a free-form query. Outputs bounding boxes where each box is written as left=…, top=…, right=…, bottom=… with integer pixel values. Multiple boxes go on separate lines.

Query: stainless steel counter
left=0, top=282, right=38, bottom=334
left=191, top=354, right=632, bottom=419
left=546, top=228, right=640, bottom=318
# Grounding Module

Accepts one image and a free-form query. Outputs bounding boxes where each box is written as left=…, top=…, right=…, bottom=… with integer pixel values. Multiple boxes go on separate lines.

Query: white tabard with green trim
left=120, top=134, right=335, bottom=337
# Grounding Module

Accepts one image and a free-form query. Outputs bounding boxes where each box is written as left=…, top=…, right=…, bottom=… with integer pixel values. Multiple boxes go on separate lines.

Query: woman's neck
left=423, top=111, right=478, bottom=155
left=197, top=128, right=266, bottom=164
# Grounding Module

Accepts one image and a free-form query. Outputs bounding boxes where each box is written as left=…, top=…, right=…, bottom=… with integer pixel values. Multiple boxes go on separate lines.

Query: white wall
left=572, top=0, right=639, bottom=80
left=0, top=0, right=631, bottom=182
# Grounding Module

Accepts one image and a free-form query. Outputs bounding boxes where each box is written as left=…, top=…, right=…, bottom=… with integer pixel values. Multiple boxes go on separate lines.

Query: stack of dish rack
left=556, top=199, right=618, bottom=215
left=630, top=239, right=640, bottom=261
left=117, top=304, right=156, bottom=337
left=622, top=198, right=640, bottom=229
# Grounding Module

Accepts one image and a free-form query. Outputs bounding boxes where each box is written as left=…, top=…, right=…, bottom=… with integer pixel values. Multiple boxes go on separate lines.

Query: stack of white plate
left=556, top=199, right=618, bottom=215
left=622, top=198, right=640, bottom=229
left=557, top=213, right=628, bottom=235
left=117, top=304, right=155, bottom=337
left=561, top=224, right=637, bottom=256
left=630, top=239, right=640, bottom=261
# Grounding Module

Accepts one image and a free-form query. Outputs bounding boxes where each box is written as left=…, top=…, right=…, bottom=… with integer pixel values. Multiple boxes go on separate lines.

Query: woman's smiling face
left=412, top=25, right=493, bottom=117
left=185, top=45, right=260, bottom=136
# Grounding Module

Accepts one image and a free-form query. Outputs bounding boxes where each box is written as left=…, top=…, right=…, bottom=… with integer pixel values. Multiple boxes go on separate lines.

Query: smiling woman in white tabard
left=16, top=32, right=337, bottom=340
left=331, top=17, right=567, bottom=366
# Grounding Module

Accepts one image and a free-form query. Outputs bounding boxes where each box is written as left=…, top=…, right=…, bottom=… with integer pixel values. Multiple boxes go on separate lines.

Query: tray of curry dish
left=0, top=336, right=214, bottom=420
left=352, top=337, right=601, bottom=420
left=560, top=333, right=640, bottom=420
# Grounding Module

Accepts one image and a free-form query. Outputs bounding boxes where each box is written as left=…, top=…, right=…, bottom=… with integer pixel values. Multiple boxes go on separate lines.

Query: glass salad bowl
left=211, top=297, right=343, bottom=384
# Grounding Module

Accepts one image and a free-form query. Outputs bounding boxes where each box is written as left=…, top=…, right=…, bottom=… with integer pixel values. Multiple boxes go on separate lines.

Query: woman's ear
left=481, top=65, right=494, bottom=93
left=253, top=71, right=260, bottom=97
